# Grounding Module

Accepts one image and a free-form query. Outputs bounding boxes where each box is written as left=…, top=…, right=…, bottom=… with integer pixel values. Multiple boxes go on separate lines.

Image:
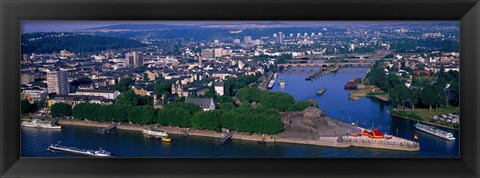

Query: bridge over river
left=277, top=60, right=375, bottom=68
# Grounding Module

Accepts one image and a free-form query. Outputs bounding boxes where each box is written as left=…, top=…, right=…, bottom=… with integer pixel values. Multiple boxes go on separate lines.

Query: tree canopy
left=50, top=103, right=72, bottom=117
left=111, top=78, right=135, bottom=93
left=22, top=32, right=146, bottom=54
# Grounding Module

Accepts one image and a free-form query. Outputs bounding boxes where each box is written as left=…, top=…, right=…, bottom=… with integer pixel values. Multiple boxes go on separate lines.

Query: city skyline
left=21, top=21, right=460, bottom=158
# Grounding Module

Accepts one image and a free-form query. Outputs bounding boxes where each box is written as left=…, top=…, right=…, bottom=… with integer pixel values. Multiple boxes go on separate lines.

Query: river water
left=21, top=67, right=459, bottom=158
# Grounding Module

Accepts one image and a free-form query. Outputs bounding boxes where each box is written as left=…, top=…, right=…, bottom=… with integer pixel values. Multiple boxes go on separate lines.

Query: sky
left=21, top=20, right=458, bottom=33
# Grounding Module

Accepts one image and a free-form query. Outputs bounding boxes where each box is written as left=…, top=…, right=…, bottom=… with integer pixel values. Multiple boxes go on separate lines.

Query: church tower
left=177, top=84, right=183, bottom=97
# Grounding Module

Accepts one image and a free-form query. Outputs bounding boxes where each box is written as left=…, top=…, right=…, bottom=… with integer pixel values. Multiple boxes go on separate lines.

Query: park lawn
left=350, top=85, right=377, bottom=95
left=349, top=87, right=370, bottom=100
left=349, top=86, right=390, bottom=101
left=390, top=106, right=460, bottom=129
left=406, top=106, right=459, bottom=119
left=414, top=76, right=437, bottom=82
left=371, top=93, right=390, bottom=101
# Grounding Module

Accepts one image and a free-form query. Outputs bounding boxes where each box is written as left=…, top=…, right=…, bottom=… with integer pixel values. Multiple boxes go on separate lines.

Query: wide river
left=21, top=67, right=459, bottom=158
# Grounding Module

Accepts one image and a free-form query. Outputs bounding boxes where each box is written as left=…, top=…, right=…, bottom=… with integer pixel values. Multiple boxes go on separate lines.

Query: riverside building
left=47, top=70, right=69, bottom=95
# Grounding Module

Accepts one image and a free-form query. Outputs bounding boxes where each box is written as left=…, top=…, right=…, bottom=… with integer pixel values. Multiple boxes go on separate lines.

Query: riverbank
left=388, top=111, right=459, bottom=131
left=57, top=119, right=418, bottom=151
left=57, top=119, right=351, bottom=148
left=348, top=85, right=389, bottom=102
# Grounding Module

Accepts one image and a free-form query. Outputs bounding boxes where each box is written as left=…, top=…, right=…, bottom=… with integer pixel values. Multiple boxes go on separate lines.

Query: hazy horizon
left=21, top=20, right=458, bottom=33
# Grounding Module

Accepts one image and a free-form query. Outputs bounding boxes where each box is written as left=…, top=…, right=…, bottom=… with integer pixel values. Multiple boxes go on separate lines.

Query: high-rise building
left=277, top=32, right=284, bottom=44
left=201, top=49, right=214, bottom=59
left=125, top=52, right=143, bottom=68
left=47, top=70, right=69, bottom=95
left=214, top=48, right=223, bottom=58
left=233, top=39, right=241, bottom=44
left=125, top=54, right=134, bottom=67
left=197, top=53, right=202, bottom=66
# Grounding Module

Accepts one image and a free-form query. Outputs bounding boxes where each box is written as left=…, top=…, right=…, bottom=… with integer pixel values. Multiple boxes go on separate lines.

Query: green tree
left=163, top=102, right=201, bottom=115
left=21, top=32, right=147, bottom=54
left=259, top=92, right=295, bottom=112
left=389, top=84, right=410, bottom=109
left=50, top=103, right=72, bottom=117
left=288, top=101, right=314, bottom=112
left=127, top=105, right=155, bottom=124
left=157, top=108, right=192, bottom=127
left=216, top=95, right=233, bottom=104
left=236, top=87, right=262, bottom=103
left=149, top=78, right=173, bottom=97
left=448, top=80, right=460, bottom=106
left=192, top=110, right=222, bottom=131
left=21, top=100, right=34, bottom=114
left=433, top=85, right=447, bottom=109
left=111, top=78, right=134, bottom=92
left=115, top=90, right=148, bottom=106
left=420, top=85, right=437, bottom=111
left=407, top=88, right=420, bottom=109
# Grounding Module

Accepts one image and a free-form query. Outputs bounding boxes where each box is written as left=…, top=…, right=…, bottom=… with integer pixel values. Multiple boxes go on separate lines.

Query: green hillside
left=22, top=32, right=146, bottom=54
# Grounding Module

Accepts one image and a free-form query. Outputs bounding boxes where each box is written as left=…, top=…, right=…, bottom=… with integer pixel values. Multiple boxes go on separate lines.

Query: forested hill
left=21, top=32, right=146, bottom=54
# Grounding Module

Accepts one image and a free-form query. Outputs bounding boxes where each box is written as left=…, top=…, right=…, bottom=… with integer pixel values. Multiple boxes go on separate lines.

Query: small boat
left=94, top=148, right=112, bottom=157
left=143, top=129, right=169, bottom=137
left=21, top=119, right=61, bottom=129
left=161, top=136, right=172, bottom=142
left=279, top=79, right=286, bottom=87
left=316, top=88, right=326, bottom=95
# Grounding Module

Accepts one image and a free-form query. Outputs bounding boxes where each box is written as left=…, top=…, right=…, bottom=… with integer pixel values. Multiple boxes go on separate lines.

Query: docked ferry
left=267, top=80, right=275, bottom=89
left=21, top=119, right=61, bottom=129
left=48, top=143, right=112, bottom=157
left=414, top=123, right=455, bottom=140
left=143, top=129, right=169, bottom=137
left=279, top=79, right=286, bottom=87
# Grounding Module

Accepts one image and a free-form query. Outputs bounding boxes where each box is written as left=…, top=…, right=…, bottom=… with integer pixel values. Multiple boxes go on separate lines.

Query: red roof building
left=413, top=70, right=430, bottom=75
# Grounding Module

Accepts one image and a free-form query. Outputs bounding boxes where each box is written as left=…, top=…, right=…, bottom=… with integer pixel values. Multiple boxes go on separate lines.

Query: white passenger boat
left=142, top=129, right=169, bottom=137
left=267, top=80, right=275, bottom=89
left=279, top=79, right=286, bottom=87
left=21, top=119, right=61, bottom=129
left=414, top=123, right=455, bottom=141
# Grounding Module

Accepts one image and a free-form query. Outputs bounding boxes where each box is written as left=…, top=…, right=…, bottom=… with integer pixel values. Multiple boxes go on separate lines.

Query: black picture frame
left=1, top=0, right=479, bottom=177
